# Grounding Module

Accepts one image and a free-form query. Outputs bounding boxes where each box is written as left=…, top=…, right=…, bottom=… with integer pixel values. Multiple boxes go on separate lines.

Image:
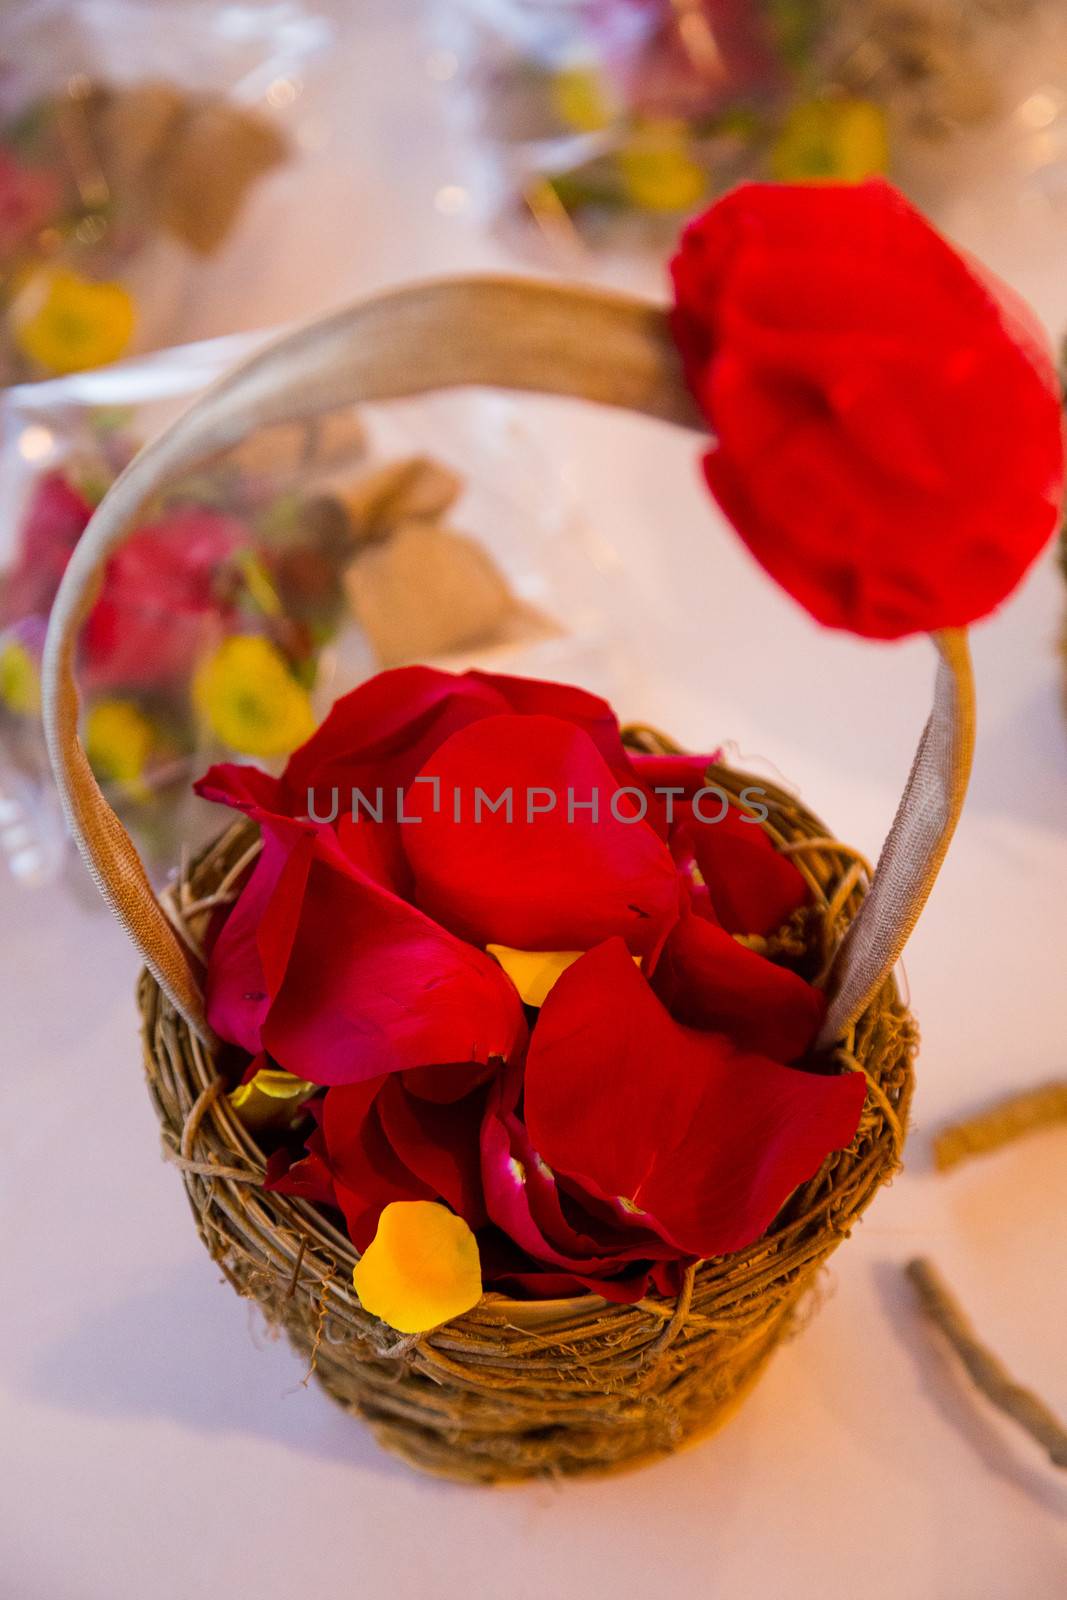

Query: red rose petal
left=481, top=1106, right=664, bottom=1277
left=261, top=831, right=527, bottom=1087
left=626, top=749, right=723, bottom=837
left=264, top=1141, right=336, bottom=1207
left=377, top=1076, right=488, bottom=1228
left=199, top=665, right=646, bottom=893
left=282, top=665, right=507, bottom=807
left=473, top=1227, right=656, bottom=1300
left=195, top=761, right=286, bottom=816
left=328, top=1108, right=435, bottom=1252
left=652, top=912, right=825, bottom=1061
left=315, top=1079, right=439, bottom=1250
left=198, top=669, right=510, bottom=904
left=472, top=668, right=638, bottom=786
left=525, top=939, right=864, bottom=1259
left=204, top=826, right=308, bottom=1053
left=489, top=1266, right=654, bottom=1304
left=402, top=1061, right=498, bottom=1103
left=679, top=800, right=810, bottom=936
left=256, top=820, right=318, bottom=997
left=402, top=714, right=680, bottom=958
left=319, top=1076, right=385, bottom=1163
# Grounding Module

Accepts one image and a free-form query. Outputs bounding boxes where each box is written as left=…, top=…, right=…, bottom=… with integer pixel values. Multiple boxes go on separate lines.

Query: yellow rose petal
left=13, top=267, right=136, bottom=376
left=770, top=97, right=889, bottom=184
left=353, top=1201, right=482, bottom=1334
left=488, top=944, right=642, bottom=1008
left=487, top=945, right=584, bottom=1007
left=0, top=639, right=41, bottom=715
left=229, top=1067, right=316, bottom=1134
left=193, top=634, right=316, bottom=758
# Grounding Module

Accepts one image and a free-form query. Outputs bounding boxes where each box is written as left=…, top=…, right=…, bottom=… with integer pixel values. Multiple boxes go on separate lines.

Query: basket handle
left=41, top=276, right=975, bottom=1045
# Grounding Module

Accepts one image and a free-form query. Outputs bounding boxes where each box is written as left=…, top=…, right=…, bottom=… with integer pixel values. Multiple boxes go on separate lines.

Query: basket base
left=302, top=1304, right=792, bottom=1485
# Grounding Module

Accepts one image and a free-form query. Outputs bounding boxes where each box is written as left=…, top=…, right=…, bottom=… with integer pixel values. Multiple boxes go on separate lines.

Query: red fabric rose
left=200, top=666, right=863, bottom=1299
left=671, top=180, right=1065, bottom=638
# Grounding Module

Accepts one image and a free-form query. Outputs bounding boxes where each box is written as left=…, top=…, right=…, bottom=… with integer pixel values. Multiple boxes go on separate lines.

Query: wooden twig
left=906, top=1258, right=1067, bottom=1470
left=933, top=1081, right=1067, bottom=1171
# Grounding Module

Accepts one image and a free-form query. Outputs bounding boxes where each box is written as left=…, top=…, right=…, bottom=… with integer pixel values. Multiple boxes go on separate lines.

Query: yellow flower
left=617, top=121, right=707, bottom=212
left=552, top=64, right=613, bottom=133
left=12, top=266, right=136, bottom=376
left=0, top=639, right=41, bottom=715
left=193, top=634, right=316, bottom=758
left=488, top=945, right=642, bottom=1008
left=229, top=1067, right=315, bottom=1135
left=353, top=1201, right=482, bottom=1334
left=85, top=698, right=156, bottom=800
left=770, top=97, right=889, bottom=184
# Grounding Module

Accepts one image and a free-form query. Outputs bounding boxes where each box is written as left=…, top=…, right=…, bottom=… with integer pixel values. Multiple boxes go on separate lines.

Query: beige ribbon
left=40, top=276, right=975, bottom=1046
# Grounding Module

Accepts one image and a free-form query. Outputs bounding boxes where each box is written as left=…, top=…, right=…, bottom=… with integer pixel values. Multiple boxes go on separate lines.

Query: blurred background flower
left=0, top=0, right=333, bottom=381
left=441, top=0, right=1067, bottom=253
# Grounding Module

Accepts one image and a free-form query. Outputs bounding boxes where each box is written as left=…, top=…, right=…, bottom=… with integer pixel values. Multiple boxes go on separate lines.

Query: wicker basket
left=41, top=278, right=975, bottom=1483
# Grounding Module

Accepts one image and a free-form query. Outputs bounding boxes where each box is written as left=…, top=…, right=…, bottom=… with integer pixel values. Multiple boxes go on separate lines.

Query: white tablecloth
left=4, top=4, right=1067, bottom=1595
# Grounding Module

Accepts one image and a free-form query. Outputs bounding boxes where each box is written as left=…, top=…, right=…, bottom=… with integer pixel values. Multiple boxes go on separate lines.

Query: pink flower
left=0, top=147, right=60, bottom=258
left=82, top=508, right=247, bottom=690
left=0, top=473, right=92, bottom=627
